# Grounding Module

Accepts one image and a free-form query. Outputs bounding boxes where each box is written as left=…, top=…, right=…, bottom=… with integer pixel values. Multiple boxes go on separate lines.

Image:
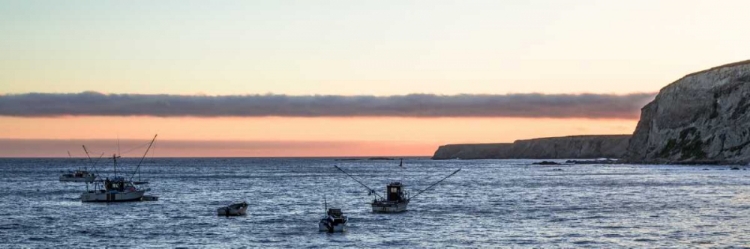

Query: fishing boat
left=217, top=202, right=248, bottom=216
left=372, top=182, right=410, bottom=213
left=319, top=197, right=347, bottom=233
left=80, top=135, right=157, bottom=203
left=334, top=165, right=461, bottom=213
left=81, top=175, right=149, bottom=202
left=59, top=170, right=96, bottom=183
left=59, top=150, right=99, bottom=183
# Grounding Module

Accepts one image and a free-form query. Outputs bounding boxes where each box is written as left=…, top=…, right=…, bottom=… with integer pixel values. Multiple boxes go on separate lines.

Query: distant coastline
left=432, top=59, right=750, bottom=165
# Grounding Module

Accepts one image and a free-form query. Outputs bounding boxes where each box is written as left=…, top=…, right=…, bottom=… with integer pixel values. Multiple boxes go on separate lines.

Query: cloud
left=0, top=91, right=655, bottom=119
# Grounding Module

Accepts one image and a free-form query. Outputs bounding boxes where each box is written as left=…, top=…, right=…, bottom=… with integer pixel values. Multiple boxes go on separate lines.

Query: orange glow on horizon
left=0, top=116, right=637, bottom=157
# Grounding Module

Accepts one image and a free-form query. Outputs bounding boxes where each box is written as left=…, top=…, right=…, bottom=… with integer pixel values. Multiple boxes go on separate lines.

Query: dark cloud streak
left=0, top=91, right=655, bottom=119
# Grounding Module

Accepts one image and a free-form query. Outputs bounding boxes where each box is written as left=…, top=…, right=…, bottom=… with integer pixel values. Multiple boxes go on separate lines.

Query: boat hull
left=80, top=190, right=145, bottom=202
left=372, top=201, right=409, bottom=213
left=60, top=175, right=96, bottom=183
left=319, top=221, right=346, bottom=233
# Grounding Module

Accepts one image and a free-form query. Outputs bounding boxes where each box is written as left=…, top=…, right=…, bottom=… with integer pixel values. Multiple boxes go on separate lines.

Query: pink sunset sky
left=2, top=1, right=749, bottom=157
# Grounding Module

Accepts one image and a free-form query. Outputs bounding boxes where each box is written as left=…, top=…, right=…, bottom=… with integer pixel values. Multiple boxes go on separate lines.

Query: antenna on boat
left=408, top=168, right=461, bottom=201
left=324, top=195, right=328, bottom=215
left=334, top=165, right=384, bottom=199
left=129, top=134, right=157, bottom=182
left=117, top=134, right=121, bottom=157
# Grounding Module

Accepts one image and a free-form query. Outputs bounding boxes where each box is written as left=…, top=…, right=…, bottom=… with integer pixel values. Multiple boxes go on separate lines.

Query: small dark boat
left=319, top=197, right=347, bottom=232
left=217, top=202, right=249, bottom=216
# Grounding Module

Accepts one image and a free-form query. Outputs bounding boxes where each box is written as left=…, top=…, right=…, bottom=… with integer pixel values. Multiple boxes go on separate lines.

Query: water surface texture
left=1, top=158, right=749, bottom=248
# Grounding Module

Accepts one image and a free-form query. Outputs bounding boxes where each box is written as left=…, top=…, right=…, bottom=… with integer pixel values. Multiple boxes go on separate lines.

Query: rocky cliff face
left=626, top=60, right=750, bottom=164
left=432, top=135, right=630, bottom=160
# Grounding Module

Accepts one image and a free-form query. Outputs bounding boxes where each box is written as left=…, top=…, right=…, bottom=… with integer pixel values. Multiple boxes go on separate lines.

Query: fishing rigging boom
left=333, top=165, right=384, bottom=199
left=129, top=134, right=158, bottom=182
left=409, top=168, right=462, bottom=201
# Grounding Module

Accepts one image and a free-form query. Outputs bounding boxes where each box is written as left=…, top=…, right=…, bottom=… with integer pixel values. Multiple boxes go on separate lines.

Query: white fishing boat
left=319, top=198, right=347, bottom=233
left=334, top=165, right=461, bottom=213
left=81, top=176, right=148, bottom=202
left=371, top=182, right=410, bottom=213
left=80, top=135, right=157, bottom=203
left=60, top=149, right=100, bottom=183
left=217, top=202, right=248, bottom=216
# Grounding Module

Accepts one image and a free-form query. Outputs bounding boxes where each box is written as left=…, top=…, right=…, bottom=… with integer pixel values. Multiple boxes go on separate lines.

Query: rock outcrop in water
left=626, top=60, right=750, bottom=164
left=432, top=135, right=630, bottom=160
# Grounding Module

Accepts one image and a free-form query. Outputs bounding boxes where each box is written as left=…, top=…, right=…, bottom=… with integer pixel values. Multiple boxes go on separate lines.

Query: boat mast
left=129, top=134, right=158, bottom=182
left=113, top=153, right=118, bottom=177
left=408, top=168, right=462, bottom=201
left=82, top=146, right=92, bottom=171
left=334, top=165, right=384, bottom=199
left=68, top=151, right=78, bottom=171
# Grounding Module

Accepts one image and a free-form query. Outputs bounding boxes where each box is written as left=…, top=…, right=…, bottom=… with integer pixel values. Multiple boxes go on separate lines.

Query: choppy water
left=1, top=158, right=750, bottom=248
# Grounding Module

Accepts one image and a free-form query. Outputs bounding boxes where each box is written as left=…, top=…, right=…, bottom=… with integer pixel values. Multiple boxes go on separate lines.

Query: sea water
left=1, top=158, right=749, bottom=248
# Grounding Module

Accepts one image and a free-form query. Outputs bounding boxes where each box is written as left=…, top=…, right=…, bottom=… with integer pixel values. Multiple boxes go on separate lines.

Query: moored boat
left=80, top=176, right=148, bottom=202
left=319, top=197, right=347, bottom=233
left=371, top=182, right=409, bottom=213
left=60, top=170, right=96, bottom=183
left=60, top=149, right=99, bottom=183
left=334, top=165, right=461, bottom=213
left=319, top=208, right=347, bottom=233
left=80, top=135, right=158, bottom=203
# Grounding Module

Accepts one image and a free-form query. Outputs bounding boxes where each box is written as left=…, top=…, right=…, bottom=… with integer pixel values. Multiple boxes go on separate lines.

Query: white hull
left=60, top=175, right=95, bottom=183
left=372, top=201, right=408, bottom=213
left=319, top=222, right=346, bottom=233
left=217, top=205, right=248, bottom=216
left=81, top=190, right=145, bottom=202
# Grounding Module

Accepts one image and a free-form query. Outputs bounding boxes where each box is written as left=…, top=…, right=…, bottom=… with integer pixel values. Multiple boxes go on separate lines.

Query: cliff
left=626, top=60, right=750, bottom=164
left=432, top=135, right=630, bottom=160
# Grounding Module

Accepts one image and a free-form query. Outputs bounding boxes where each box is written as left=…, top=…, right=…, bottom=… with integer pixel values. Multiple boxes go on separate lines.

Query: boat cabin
left=104, top=177, right=135, bottom=192
left=327, top=208, right=343, bottom=218
left=386, top=182, right=407, bottom=202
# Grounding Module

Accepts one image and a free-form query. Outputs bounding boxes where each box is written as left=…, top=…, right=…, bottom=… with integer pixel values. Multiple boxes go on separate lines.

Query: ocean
left=1, top=158, right=749, bottom=248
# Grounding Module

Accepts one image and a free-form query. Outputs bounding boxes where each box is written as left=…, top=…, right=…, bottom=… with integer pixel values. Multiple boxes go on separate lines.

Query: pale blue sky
left=2, top=0, right=749, bottom=95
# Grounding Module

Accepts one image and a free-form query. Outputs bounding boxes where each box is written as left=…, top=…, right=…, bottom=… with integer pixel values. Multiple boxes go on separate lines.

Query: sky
left=1, top=0, right=749, bottom=157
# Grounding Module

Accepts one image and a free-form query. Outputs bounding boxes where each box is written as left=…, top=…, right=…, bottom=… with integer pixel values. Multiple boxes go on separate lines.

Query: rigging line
left=129, top=134, right=157, bottom=182
left=334, top=165, right=384, bottom=200
left=90, top=153, right=105, bottom=178
left=120, top=141, right=153, bottom=155
left=409, top=168, right=462, bottom=201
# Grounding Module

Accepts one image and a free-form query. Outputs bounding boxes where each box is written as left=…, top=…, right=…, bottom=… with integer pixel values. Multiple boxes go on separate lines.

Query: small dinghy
left=217, top=202, right=248, bottom=216
left=318, top=198, right=347, bottom=233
